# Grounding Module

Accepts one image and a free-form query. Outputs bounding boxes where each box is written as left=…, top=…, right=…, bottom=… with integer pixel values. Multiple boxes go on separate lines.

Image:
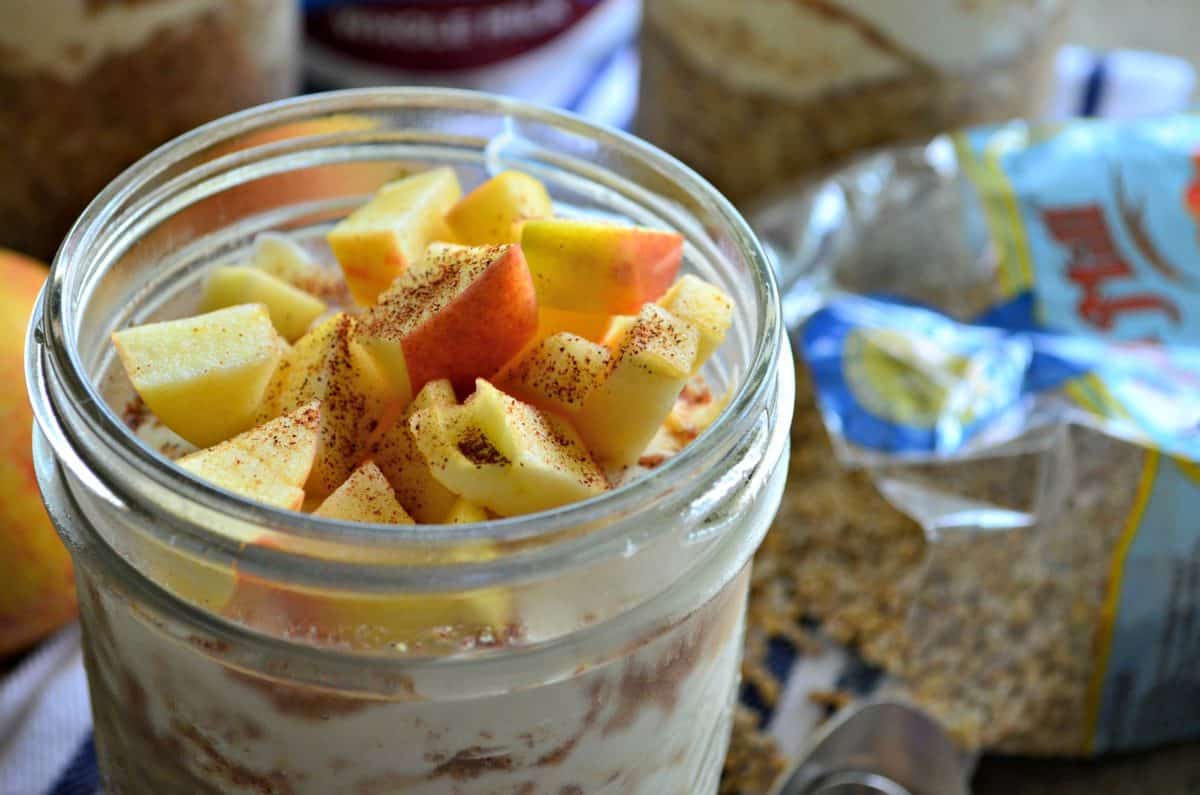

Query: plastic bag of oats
left=752, top=116, right=1200, bottom=758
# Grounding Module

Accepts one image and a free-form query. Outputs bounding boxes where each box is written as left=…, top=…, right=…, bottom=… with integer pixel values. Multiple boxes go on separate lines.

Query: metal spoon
left=769, top=700, right=972, bottom=795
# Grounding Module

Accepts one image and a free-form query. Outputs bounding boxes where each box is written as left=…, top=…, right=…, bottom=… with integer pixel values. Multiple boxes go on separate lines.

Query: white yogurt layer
left=83, top=569, right=747, bottom=794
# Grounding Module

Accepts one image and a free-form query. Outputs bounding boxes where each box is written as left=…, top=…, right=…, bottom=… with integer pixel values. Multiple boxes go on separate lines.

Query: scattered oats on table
left=723, top=358, right=1148, bottom=793
left=721, top=705, right=787, bottom=795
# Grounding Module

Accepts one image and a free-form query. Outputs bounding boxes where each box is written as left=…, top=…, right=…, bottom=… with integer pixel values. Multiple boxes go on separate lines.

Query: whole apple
left=0, top=250, right=75, bottom=656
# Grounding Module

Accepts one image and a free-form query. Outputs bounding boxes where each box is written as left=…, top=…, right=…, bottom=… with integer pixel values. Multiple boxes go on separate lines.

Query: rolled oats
left=0, top=0, right=297, bottom=259
left=636, top=1, right=1068, bottom=204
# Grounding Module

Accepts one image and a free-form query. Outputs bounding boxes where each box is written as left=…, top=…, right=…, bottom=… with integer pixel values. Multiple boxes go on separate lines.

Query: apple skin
left=403, top=245, right=537, bottom=394
left=1, top=250, right=76, bottom=656
left=357, top=244, right=538, bottom=397
left=520, top=220, right=683, bottom=315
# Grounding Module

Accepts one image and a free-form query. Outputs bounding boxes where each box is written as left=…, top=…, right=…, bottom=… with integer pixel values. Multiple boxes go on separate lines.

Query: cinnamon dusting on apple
left=111, top=167, right=735, bottom=653
left=456, top=427, right=510, bottom=467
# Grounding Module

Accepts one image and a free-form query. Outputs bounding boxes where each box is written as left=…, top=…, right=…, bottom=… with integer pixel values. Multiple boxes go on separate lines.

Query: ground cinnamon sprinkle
left=456, top=427, right=510, bottom=467
left=361, top=246, right=502, bottom=342
left=623, top=305, right=693, bottom=366
left=289, top=268, right=353, bottom=307
left=508, top=337, right=609, bottom=411
left=122, top=395, right=149, bottom=431
left=282, top=314, right=375, bottom=495
left=426, top=747, right=514, bottom=781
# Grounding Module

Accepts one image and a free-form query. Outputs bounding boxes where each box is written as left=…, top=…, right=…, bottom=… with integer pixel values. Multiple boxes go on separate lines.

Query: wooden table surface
left=973, top=744, right=1200, bottom=794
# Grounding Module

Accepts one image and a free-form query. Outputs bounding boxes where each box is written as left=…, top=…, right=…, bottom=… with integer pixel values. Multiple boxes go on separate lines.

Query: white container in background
left=303, top=0, right=639, bottom=114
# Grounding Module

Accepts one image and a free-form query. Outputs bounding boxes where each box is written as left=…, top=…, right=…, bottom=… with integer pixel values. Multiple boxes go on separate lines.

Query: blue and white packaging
left=760, top=116, right=1200, bottom=755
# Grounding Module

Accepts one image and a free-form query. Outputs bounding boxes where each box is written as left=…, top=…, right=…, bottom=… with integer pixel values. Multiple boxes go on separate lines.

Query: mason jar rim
left=28, top=88, right=785, bottom=593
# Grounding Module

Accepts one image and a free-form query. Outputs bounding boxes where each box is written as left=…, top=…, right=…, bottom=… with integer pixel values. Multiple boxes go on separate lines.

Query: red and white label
left=306, top=0, right=606, bottom=73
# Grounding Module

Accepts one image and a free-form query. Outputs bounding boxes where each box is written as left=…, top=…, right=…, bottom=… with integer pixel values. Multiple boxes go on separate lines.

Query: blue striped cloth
left=2, top=42, right=1193, bottom=795
left=0, top=628, right=95, bottom=795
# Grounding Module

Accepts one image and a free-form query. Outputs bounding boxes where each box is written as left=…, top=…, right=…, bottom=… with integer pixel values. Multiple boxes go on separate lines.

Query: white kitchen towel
left=0, top=43, right=1193, bottom=795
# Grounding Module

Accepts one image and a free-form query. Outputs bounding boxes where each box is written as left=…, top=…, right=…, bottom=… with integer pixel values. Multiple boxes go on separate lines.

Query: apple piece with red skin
left=355, top=243, right=538, bottom=396
left=520, top=219, right=683, bottom=315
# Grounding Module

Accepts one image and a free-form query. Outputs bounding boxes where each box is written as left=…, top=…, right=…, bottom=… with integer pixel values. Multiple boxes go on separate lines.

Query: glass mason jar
left=27, top=89, right=793, bottom=794
left=0, top=0, right=299, bottom=261
left=636, top=0, right=1072, bottom=204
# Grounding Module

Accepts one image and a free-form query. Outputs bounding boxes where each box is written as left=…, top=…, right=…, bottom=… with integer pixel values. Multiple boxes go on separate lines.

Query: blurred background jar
left=635, top=0, right=1072, bottom=205
left=301, top=0, right=639, bottom=111
left=1070, top=0, right=1199, bottom=72
left=0, top=0, right=299, bottom=261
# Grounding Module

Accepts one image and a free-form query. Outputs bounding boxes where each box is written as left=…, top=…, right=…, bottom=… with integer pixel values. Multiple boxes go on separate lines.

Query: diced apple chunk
left=537, top=307, right=613, bottom=343
left=443, top=497, right=489, bottom=524
left=657, top=274, right=733, bottom=370
left=224, top=500, right=512, bottom=649
left=177, top=402, right=321, bottom=510
left=201, top=266, right=327, bottom=342
left=521, top=219, right=683, bottom=315
left=445, top=171, right=553, bottom=245
left=602, top=314, right=637, bottom=347
left=410, top=379, right=608, bottom=517
left=252, top=233, right=314, bottom=283
left=113, top=304, right=284, bottom=448
left=327, top=168, right=462, bottom=306
left=250, top=233, right=346, bottom=302
left=314, top=460, right=414, bottom=524
left=575, top=304, right=700, bottom=468
left=223, top=553, right=512, bottom=650
left=355, top=243, right=537, bottom=395
left=494, top=332, right=610, bottom=418
left=371, top=380, right=460, bottom=523
left=664, top=379, right=729, bottom=441
left=260, top=313, right=394, bottom=497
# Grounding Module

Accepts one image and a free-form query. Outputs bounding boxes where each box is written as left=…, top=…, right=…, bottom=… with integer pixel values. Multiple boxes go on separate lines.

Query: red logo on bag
left=1186, top=154, right=1200, bottom=220
left=1041, top=202, right=1180, bottom=333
